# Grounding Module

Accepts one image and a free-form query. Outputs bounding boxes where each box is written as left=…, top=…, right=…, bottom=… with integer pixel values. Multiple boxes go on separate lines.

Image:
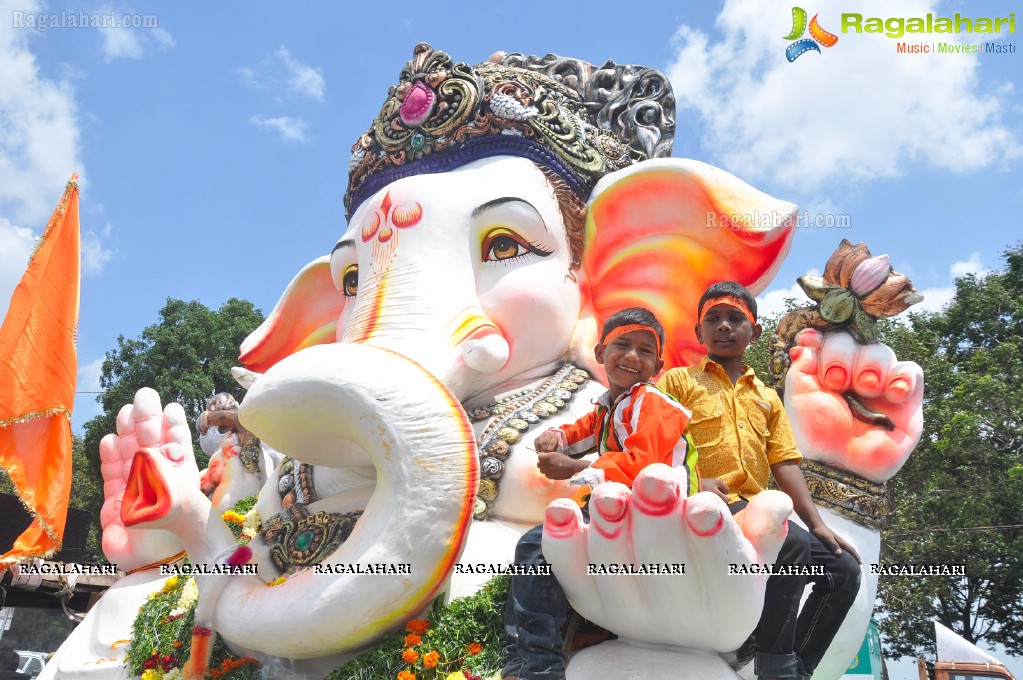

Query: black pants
left=729, top=499, right=860, bottom=678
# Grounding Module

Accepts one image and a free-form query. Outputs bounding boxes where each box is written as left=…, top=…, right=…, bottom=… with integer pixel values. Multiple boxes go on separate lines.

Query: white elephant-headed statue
left=42, top=43, right=922, bottom=680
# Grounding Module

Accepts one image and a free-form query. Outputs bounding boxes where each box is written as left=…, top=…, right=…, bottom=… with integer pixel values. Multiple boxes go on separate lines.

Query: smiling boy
left=657, top=281, right=860, bottom=680
left=501, top=307, right=698, bottom=680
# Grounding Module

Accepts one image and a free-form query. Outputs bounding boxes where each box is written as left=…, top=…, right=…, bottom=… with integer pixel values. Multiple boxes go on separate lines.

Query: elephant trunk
left=216, top=343, right=478, bottom=658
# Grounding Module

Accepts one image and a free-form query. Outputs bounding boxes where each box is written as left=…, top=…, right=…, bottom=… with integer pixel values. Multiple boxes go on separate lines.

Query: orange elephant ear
left=238, top=256, right=343, bottom=373
left=580, top=159, right=796, bottom=371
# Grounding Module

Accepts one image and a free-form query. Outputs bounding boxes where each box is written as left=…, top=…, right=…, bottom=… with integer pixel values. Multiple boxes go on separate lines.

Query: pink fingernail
left=824, top=365, right=847, bottom=387
left=857, top=371, right=880, bottom=392
left=686, top=501, right=724, bottom=536
left=631, top=474, right=680, bottom=517
left=889, top=378, right=910, bottom=398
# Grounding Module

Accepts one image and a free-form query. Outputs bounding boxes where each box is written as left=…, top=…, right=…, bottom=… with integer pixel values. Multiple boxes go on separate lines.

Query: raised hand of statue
left=783, top=328, right=924, bottom=482
left=542, top=464, right=793, bottom=652
left=99, top=387, right=200, bottom=572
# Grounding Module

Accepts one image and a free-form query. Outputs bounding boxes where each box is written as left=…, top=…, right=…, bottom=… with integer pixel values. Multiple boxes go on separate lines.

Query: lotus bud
left=850, top=254, right=891, bottom=297
left=837, top=242, right=872, bottom=288
left=820, top=288, right=857, bottom=324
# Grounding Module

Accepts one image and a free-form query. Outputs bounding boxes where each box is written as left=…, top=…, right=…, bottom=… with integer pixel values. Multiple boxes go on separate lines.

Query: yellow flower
left=140, top=669, right=162, bottom=680
left=161, top=575, right=178, bottom=593
left=445, top=673, right=465, bottom=680
left=422, top=650, right=439, bottom=668
left=222, top=510, right=245, bottom=525
left=267, top=575, right=288, bottom=587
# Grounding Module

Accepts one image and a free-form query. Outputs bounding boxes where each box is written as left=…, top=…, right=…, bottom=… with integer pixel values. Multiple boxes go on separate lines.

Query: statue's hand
left=542, top=464, right=792, bottom=652
left=784, top=328, right=924, bottom=482
left=99, top=387, right=199, bottom=570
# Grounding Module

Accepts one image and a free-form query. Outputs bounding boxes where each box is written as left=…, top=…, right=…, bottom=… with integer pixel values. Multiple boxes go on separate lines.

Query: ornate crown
left=344, top=43, right=676, bottom=219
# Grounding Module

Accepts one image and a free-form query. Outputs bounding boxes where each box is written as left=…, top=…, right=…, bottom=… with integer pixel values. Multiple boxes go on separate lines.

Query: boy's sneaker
left=721, top=633, right=757, bottom=671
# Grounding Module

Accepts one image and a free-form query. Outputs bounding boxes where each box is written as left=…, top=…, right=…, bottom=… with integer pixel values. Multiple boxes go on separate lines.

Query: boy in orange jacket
left=501, top=307, right=698, bottom=680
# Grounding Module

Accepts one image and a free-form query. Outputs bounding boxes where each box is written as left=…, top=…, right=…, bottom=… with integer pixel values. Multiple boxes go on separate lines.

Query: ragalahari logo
left=784, top=7, right=839, bottom=61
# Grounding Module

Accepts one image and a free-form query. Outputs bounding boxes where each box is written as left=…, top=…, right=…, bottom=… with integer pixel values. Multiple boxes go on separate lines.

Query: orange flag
left=0, top=175, right=80, bottom=567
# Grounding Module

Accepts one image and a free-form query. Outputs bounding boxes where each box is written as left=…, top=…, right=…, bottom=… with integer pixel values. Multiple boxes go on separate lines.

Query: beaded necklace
left=467, top=363, right=590, bottom=519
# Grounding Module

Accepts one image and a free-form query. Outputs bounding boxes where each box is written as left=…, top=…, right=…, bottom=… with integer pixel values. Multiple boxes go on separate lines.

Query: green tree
left=79, top=298, right=265, bottom=526
left=878, top=243, right=1023, bottom=658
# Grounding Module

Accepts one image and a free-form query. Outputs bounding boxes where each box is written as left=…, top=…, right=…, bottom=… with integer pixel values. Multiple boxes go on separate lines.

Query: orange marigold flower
left=467, top=642, right=483, bottom=655
left=173, top=641, right=182, bottom=648
left=397, top=671, right=416, bottom=680
left=423, top=650, right=439, bottom=669
left=402, top=648, right=419, bottom=664
left=404, top=634, right=422, bottom=647
left=406, top=618, right=430, bottom=635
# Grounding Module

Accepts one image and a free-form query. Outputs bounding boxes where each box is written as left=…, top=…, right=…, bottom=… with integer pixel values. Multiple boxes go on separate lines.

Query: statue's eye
left=342, top=265, right=359, bottom=298
left=481, top=228, right=553, bottom=262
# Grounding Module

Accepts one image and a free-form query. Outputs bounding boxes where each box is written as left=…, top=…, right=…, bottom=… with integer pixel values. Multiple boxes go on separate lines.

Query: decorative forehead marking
left=345, top=43, right=676, bottom=219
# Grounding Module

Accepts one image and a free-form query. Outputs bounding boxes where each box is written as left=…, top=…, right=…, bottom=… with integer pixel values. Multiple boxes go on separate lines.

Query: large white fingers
left=850, top=342, right=896, bottom=400
left=818, top=331, right=859, bottom=393
left=733, top=489, right=792, bottom=565
left=676, top=493, right=760, bottom=651
left=542, top=500, right=602, bottom=622
left=884, top=360, right=923, bottom=405
left=131, top=387, right=167, bottom=448
left=586, top=482, right=643, bottom=617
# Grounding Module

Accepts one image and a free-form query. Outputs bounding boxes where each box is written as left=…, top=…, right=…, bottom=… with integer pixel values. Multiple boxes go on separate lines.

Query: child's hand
left=534, top=429, right=566, bottom=453
left=537, top=451, right=590, bottom=480
left=701, top=477, right=730, bottom=503
left=809, top=523, right=862, bottom=564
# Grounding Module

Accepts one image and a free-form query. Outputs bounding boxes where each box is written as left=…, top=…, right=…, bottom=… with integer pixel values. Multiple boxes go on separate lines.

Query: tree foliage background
left=878, top=242, right=1023, bottom=658
left=746, top=245, right=1023, bottom=660
left=76, top=298, right=264, bottom=560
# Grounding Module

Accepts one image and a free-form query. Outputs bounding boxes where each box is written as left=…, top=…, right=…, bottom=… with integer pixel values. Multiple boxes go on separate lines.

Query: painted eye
left=481, top=229, right=552, bottom=262
left=342, top=265, right=359, bottom=298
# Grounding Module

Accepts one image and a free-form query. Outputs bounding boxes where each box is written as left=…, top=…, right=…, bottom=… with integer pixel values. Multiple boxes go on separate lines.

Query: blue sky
left=0, top=1, right=1020, bottom=675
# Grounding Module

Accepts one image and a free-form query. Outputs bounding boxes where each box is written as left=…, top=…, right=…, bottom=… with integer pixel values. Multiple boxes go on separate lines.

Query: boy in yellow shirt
left=657, top=281, right=860, bottom=680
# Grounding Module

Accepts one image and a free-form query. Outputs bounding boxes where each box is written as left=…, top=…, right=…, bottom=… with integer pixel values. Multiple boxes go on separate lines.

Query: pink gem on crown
left=400, top=81, right=435, bottom=127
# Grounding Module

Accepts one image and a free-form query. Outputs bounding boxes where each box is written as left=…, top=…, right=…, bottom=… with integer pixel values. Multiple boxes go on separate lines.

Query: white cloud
left=97, top=6, right=175, bottom=61
left=667, top=0, right=1021, bottom=191
left=0, top=219, right=36, bottom=323
left=274, top=46, right=324, bottom=101
left=912, top=253, right=989, bottom=314
left=238, top=46, right=325, bottom=102
left=82, top=223, right=115, bottom=276
left=950, top=251, right=986, bottom=278
left=249, top=115, right=309, bottom=143
left=0, top=0, right=82, bottom=325
left=909, top=286, right=953, bottom=315
left=757, top=268, right=819, bottom=320
left=0, top=0, right=82, bottom=224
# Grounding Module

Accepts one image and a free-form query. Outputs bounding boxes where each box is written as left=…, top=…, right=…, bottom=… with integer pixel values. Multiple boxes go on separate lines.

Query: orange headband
left=602, top=323, right=661, bottom=357
left=700, top=295, right=756, bottom=325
